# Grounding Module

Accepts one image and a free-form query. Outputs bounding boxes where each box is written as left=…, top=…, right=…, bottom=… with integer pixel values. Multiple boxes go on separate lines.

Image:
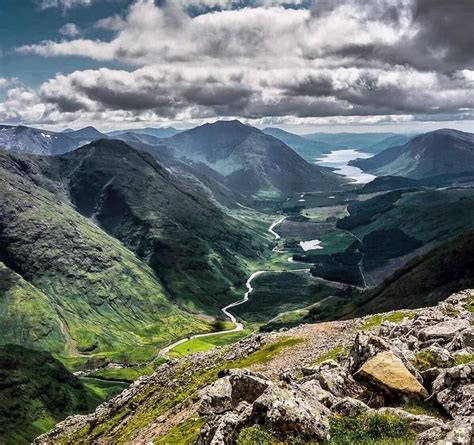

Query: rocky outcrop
left=35, top=290, right=474, bottom=445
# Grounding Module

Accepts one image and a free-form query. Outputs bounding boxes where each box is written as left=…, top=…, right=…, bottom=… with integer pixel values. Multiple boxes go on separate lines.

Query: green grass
left=329, top=412, right=416, bottom=445
left=453, top=353, right=474, bottom=366
left=311, top=346, right=347, bottom=366
left=412, top=350, right=451, bottom=372
left=359, top=311, right=415, bottom=331
left=441, top=307, right=461, bottom=317
left=81, top=378, right=129, bottom=401
left=401, top=398, right=446, bottom=419
left=464, top=295, right=474, bottom=313
left=168, top=330, right=251, bottom=358
left=237, top=426, right=279, bottom=445
left=154, top=414, right=206, bottom=445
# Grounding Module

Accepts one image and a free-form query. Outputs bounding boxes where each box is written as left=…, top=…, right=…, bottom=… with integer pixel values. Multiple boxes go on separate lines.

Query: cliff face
left=36, top=290, right=474, bottom=445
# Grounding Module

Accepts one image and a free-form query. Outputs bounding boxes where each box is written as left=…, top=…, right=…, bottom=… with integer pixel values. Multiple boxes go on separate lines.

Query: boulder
left=450, top=327, right=474, bottom=351
left=347, top=333, right=391, bottom=373
left=309, top=360, right=364, bottom=399
left=418, top=319, right=470, bottom=343
left=355, top=351, right=429, bottom=399
left=252, top=384, right=330, bottom=442
left=416, top=417, right=473, bottom=445
left=199, top=369, right=270, bottom=415
left=331, top=397, right=372, bottom=417
left=431, top=363, right=473, bottom=417
left=299, top=380, right=337, bottom=408
left=377, top=407, right=444, bottom=433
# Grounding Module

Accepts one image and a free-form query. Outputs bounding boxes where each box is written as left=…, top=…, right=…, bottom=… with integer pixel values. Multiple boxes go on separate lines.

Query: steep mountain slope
left=351, top=129, right=474, bottom=178
left=366, top=134, right=415, bottom=152
left=0, top=148, right=211, bottom=357
left=0, top=345, right=102, bottom=445
left=262, top=127, right=333, bottom=159
left=159, top=120, right=346, bottom=197
left=0, top=125, right=78, bottom=155
left=49, top=139, right=268, bottom=312
left=342, top=231, right=474, bottom=318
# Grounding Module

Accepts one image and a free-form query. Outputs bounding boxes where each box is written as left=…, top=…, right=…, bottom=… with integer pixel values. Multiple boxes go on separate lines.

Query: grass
left=168, top=330, right=251, bottom=358
left=89, top=362, right=161, bottom=383
left=401, top=398, right=446, bottom=419
left=359, top=311, right=415, bottom=331
left=329, top=412, right=416, bottom=445
left=81, top=378, right=129, bottom=401
left=311, top=346, right=347, bottom=366
left=464, top=294, right=474, bottom=313
left=237, top=426, right=277, bottom=445
left=154, top=414, right=206, bottom=445
left=412, top=350, right=451, bottom=372
left=441, top=307, right=461, bottom=317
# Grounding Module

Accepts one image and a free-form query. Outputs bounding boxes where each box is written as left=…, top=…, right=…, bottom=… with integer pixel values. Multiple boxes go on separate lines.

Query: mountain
left=64, top=126, right=107, bottom=141
left=158, top=120, right=346, bottom=197
left=0, top=141, right=266, bottom=360
left=0, top=125, right=78, bottom=155
left=366, top=134, right=415, bottom=152
left=301, top=132, right=404, bottom=152
left=108, top=127, right=181, bottom=139
left=262, top=127, right=333, bottom=159
left=351, top=129, right=474, bottom=179
left=0, top=345, right=102, bottom=445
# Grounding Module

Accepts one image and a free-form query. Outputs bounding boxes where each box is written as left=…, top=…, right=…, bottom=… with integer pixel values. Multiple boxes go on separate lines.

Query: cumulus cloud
left=6, top=0, right=474, bottom=127
left=59, top=23, right=82, bottom=37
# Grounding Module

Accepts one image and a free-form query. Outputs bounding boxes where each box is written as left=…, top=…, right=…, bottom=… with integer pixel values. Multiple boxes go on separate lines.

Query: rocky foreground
left=36, top=290, right=474, bottom=444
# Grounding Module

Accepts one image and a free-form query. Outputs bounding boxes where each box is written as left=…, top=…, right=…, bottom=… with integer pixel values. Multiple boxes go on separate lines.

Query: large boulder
left=418, top=319, right=470, bottom=344
left=251, top=384, right=330, bottom=442
left=199, top=369, right=270, bottom=415
left=354, top=351, right=429, bottom=399
left=431, top=363, right=473, bottom=417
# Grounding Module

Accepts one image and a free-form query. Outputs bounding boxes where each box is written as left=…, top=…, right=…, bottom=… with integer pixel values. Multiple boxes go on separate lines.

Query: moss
left=453, top=353, right=474, bottom=366
left=463, top=295, right=474, bottom=313
left=329, top=412, right=416, bottom=444
left=359, top=311, right=415, bottom=331
left=412, top=350, right=453, bottom=372
left=312, top=346, right=347, bottom=366
left=236, top=426, right=277, bottom=445
left=441, top=307, right=461, bottom=317
left=154, top=414, right=206, bottom=445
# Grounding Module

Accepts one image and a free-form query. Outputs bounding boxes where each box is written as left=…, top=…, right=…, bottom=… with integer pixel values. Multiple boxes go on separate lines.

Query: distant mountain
left=65, top=126, right=107, bottom=140
left=351, top=129, right=474, bottom=179
left=0, top=125, right=77, bottom=155
left=366, top=134, right=415, bottom=152
left=159, top=120, right=346, bottom=197
left=301, top=133, right=411, bottom=153
left=108, top=127, right=181, bottom=139
left=262, top=127, right=333, bottom=159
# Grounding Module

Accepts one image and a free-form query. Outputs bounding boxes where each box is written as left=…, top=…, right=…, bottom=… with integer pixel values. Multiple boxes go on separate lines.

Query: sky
left=0, top=0, right=473, bottom=133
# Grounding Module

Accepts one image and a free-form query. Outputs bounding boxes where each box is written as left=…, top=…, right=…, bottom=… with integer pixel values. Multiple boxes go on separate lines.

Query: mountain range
left=351, top=129, right=474, bottom=179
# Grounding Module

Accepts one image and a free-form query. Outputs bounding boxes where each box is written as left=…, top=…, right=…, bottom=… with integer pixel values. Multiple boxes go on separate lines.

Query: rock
left=419, top=319, right=470, bottom=343
left=450, top=327, right=474, bottom=351
left=198, top=401, right=253, bottom=445
left=299, top=380, right=337, bottom=408
left=355, top=351, right=429, bottom=399
left=251, top=384, right=330, bottom=442
left=199, top=370, right=270, bottom=415
left=377, top=407, right=444, bottom=433
left=431, top=363, right=473, bottom=417
left=331, top=397, right=372, bottom=417
left=309, top=360, right=364, bottom=399
left=347, top=333, right=391, bottom=373
left=415, top=417, right=473, bottom=445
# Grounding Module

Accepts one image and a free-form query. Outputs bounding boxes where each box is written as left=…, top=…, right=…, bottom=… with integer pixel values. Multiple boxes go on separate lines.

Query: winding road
left=159, top=216, right=287, bottom=357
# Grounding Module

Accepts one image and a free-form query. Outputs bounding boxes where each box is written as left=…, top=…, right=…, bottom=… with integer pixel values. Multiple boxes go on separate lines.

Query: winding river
left=158, top=217, right=286, bottom=356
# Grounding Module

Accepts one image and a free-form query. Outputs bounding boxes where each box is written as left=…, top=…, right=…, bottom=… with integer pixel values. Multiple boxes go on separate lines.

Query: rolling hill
left=158, top=120, right=346, bottom=197
left=351, top=129, right=474, bottom=178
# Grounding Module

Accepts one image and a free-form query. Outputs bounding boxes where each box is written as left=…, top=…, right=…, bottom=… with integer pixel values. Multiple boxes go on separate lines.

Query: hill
left=351, top=129, right=474, bottom=178
left=108, top=127, right=181, bottom=139
left=262, top=127, right=333, bottom=159
left=159, top=120, right=346, bottom=197
left=0, top=345, right=101, bottom=445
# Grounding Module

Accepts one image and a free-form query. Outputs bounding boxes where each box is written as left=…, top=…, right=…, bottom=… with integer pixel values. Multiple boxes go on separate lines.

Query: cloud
left=6, top=0, right=474, bottom=127
left=0, top=78, right=18, bottom=89
left=59, top=23, right=82, bottom=37
left=38, top=0, right=93, bottom=10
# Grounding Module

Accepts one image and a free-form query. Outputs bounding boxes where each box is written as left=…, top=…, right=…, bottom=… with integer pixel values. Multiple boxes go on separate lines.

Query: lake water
left=315, top=149, right=376, bottom=184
